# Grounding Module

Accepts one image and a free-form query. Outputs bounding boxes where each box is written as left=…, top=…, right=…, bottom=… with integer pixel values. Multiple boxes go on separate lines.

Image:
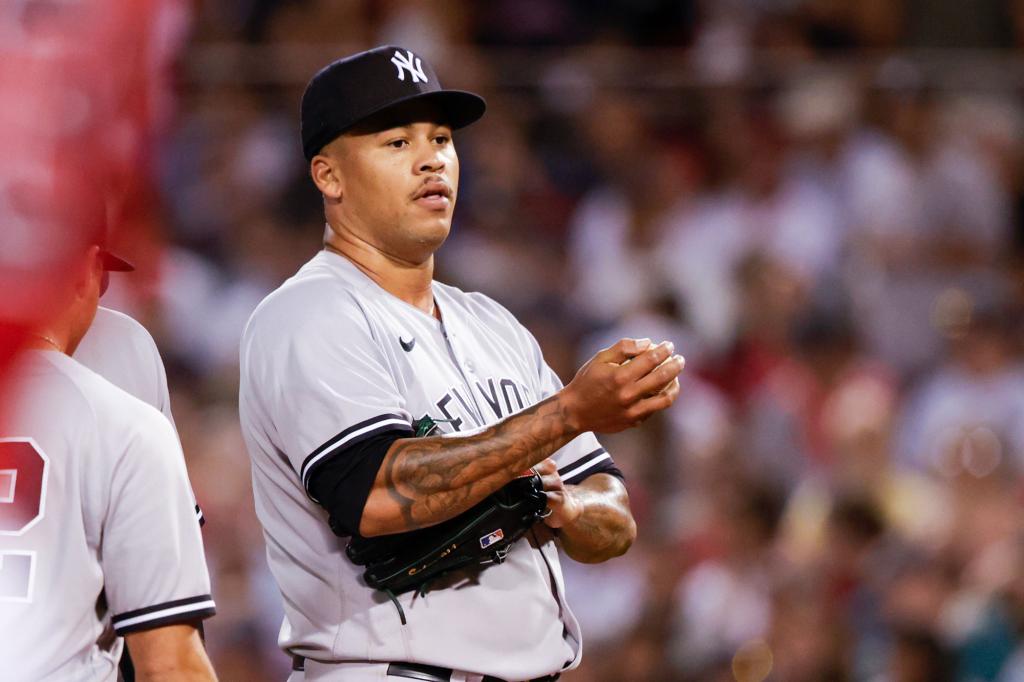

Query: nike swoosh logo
left=399, top=336, right=416, bottom=352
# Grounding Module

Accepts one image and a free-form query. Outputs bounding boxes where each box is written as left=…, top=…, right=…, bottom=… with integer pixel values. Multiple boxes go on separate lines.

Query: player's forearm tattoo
left=378, top=394, right=577, bottom=532
left=557, top=478, right=636, bottom=563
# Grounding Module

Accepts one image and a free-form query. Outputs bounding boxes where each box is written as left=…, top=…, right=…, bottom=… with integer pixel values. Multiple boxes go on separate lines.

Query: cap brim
left=99, top=249, right=135, bottom=272
left=305, top=89, right=486, bottom=161
left=339, top=89, right=486, bottom=143
left=395, top=89, right=487, bottom=130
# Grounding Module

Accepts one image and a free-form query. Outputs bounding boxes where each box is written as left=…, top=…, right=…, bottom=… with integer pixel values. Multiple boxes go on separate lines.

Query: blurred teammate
left=74, top=265, right=207, bottom=681
left=0, top=242, right=217, bottom=681
left=240, top=46, right=684, bottom=681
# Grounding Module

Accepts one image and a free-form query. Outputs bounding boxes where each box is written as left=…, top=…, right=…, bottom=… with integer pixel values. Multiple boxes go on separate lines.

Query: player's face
left=329, top=116, right=460, bottom=263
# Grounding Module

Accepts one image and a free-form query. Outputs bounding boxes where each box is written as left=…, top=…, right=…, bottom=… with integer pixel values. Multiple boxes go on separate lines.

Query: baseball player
left=0, top=243, right=218, bottom=681
left=75, top=288, right=207, bottom=681
left=239, top=46, right=684, bottom=682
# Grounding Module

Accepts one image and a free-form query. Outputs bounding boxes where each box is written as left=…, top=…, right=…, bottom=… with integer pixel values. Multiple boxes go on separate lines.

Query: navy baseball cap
left=88, top=210, right=134, bottom=272
left=300, top=45, right=486, bottom=161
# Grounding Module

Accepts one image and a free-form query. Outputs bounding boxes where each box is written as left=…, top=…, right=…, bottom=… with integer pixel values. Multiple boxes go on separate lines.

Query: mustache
left=412, top=179, right=453, bottom=200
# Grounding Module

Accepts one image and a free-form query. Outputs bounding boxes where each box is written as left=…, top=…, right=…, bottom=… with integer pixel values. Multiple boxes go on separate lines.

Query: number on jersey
left=0, top=438, right=49, bottom=602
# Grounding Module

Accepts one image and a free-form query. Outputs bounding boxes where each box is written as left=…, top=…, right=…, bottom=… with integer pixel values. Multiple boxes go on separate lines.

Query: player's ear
left=66, top=245, right=103, bottom=354
left=86, top=245, right=103, bottom=296
left=310, top=150, right=343, bottom=202
left=75, top=245, right=104, bottom=299
left=75, top=246, right=102, bottom=288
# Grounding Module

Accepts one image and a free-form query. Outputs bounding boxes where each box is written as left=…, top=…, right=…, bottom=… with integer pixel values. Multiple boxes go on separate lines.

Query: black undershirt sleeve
left=307, top=430, right=407, bottom=537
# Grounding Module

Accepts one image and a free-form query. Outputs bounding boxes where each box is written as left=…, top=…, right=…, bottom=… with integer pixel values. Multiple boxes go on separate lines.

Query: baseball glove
left=346, top=471, right=549, bottom=624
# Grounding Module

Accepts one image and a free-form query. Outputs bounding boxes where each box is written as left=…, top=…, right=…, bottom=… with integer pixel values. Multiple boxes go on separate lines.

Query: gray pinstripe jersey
left=240, top=250, right=617, bottom=680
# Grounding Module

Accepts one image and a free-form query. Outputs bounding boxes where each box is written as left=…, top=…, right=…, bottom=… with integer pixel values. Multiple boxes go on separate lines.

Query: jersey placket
left=437, top=313, right=488, bottom=430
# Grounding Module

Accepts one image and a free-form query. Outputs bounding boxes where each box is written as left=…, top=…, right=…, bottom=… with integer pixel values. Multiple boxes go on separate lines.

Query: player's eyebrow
left=376, top=122, right=448, bottom=135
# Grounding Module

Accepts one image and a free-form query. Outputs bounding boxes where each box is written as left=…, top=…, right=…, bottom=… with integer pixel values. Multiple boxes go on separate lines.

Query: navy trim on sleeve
left=195, top=504, right=205, bottom=528
left=567, top=461, right=624, bottom=485
left=558, top=447, right=623, bottom=485
left=112, top=594, right=216, bottom=635
left=300, top=413, right=413, bottom=491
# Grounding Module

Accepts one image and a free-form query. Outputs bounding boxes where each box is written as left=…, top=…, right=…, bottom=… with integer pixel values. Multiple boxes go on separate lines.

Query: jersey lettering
left=0, top=551, right=35, bottom=602
left=436, top=378, right=532, bottom=427
left=0, top=439, right=48, bottom=535
left=0, top=438, right=49, bottom=603
left=450, top=386, right=483, bottom=424
left=499, top=379, right=525, bottom=414
left=476, top=378, right=503, bottom=419
left=435, top=394, right=464, bottom=432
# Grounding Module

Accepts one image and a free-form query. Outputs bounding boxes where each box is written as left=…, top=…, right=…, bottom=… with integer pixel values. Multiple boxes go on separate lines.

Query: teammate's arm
left=536, top=465, right=636, bottom=563
left=125, top=624, right=217, bottom=681
left=359, top=338, right=683, bottom=536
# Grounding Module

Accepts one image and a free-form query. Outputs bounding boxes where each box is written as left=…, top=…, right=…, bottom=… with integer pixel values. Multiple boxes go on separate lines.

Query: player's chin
left=406, top=222, right=450, bottom=257
left=413, top=217, right=452, bottom=241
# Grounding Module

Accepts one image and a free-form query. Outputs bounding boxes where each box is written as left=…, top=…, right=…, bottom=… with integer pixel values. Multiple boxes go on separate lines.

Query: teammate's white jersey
left=74, top=306, right=204, bottom=527
left=75, top=306, right=174, bottom=424
left=240, top=250, right=618, bottom=680
left=0, top=351, right=215, bottom=682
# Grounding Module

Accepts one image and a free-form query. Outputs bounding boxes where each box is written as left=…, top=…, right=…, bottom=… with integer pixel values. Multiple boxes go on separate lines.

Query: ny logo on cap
left=390, top=49, right=428, bottom=84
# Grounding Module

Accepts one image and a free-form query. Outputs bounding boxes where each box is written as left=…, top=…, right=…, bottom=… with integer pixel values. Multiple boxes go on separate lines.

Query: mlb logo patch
left=479, top=528, right=505, bottom=549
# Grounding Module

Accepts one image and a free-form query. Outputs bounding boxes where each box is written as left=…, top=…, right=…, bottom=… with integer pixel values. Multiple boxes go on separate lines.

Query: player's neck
left=25, top=327, right=70, bottom=354
left=323, top=234, right=436, bottom=318
left=27, top=298, right=95, bottom=355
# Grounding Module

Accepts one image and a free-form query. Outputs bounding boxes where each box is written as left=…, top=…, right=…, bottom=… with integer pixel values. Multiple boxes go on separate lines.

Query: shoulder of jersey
left=78, top=306, right=160, bottom=355
left=91, top=306, right=157, bottom=340
left=244, top=258, right=364, bottom=338
left=436, top=282, right=523, bottom=331
left=37, top=353, right=171, bottom=429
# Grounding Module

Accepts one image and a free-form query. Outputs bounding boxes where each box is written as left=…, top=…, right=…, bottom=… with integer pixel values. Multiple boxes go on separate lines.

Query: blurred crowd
left=99, top=1, right=1024, bottom=680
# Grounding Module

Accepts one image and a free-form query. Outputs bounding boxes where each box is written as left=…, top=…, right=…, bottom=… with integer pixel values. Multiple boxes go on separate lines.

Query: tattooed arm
left=536, top=464, right=635, bottom=563
left=359, top=338, right=684, bottom=537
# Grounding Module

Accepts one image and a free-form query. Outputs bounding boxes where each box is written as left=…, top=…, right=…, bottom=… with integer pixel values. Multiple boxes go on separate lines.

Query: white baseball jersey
left=75, top=306, right=175, bottom=424
left=74, top=306, right=204, bottom=526
left=0, top=351, right=215, bottom=682
left=240, top=250, right=619, bottom=680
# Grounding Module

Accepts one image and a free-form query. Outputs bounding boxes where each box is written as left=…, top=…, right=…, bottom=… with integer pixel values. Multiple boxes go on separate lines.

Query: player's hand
left=559, top=337, right=684, bottom=434
left=534, top=459, right=582, bottom=529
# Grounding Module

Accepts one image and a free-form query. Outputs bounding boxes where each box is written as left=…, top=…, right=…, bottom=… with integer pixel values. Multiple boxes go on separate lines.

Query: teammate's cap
left=300, top=45, right=486, bottom=161
left=99, top=249, right=134, bottom=272
left=89, top=216, right=134, bottom=272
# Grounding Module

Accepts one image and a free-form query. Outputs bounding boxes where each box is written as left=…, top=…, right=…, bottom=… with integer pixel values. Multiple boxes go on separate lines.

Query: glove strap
left=384, top=588, right=407, bottom=626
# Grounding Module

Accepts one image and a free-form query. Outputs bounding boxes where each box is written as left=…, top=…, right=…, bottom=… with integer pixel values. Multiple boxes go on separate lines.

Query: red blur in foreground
left=0, top=0, right=183, bottom=401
